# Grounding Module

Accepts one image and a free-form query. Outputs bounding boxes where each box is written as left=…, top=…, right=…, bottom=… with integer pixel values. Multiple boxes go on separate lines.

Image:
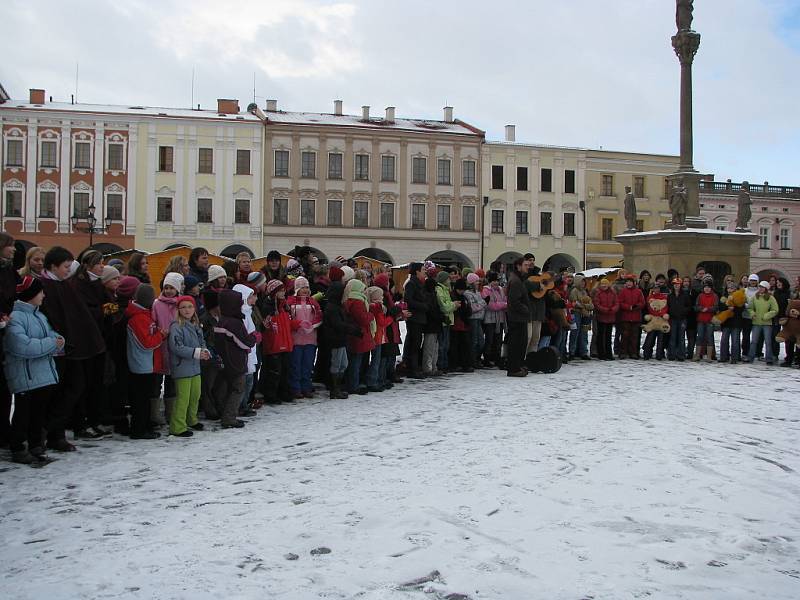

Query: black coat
left=423, top=278, right=444, bottom=335
left=404, top=276, right=429, bottom=325
left=214, top=289, right=256, bottom=376
left=323, top=282, right=361, bottom=348
left=667, top=290, right=692, bottom=321
left=506, top=270, right=531, bottom=323
left=40, top=276, right=106, bottom=360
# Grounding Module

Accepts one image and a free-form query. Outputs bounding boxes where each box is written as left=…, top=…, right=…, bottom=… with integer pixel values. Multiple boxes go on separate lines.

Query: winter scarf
left=345, top=279, right=376, bottom=337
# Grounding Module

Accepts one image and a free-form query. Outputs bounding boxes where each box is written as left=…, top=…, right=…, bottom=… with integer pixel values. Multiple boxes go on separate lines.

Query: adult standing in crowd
left=0, top=233, right=21, bottom=447
left=188, top=247, right=210, bottom=284
left=505, top=256, right=531, bottom=377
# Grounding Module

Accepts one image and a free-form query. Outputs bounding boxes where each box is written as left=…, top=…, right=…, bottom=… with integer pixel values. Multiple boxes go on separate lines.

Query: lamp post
left=480, top=195, right=489, bottom=268
left=71, top=203, right=110, bottom=248
left=579, top=199, right=586, bottom=270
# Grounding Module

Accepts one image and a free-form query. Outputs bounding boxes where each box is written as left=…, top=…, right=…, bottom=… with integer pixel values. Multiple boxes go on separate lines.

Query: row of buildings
left=1, top=86, right=798, bottom=280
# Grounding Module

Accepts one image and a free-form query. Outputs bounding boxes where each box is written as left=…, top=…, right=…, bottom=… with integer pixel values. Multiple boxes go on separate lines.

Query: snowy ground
left=1, top=357, right=799, bottom=599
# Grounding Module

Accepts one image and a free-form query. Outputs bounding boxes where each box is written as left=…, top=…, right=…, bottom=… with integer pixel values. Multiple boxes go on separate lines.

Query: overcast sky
left=2, top=0, right=798, bottom=184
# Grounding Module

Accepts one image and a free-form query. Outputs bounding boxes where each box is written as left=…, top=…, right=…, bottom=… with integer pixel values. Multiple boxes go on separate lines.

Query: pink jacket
left=152, top=294, right=178, bottom=373
left=285, top=295, right=322, bottom=346
left=481, top=285, right=507, bottom=324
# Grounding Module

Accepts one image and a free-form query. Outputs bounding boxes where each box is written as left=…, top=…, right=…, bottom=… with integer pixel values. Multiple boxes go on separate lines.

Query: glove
left=312, top=291, right=324, bottom=302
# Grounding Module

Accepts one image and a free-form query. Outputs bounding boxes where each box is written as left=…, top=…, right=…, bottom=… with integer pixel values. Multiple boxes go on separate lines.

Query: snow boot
left=150, top=396, right=166, bottom=426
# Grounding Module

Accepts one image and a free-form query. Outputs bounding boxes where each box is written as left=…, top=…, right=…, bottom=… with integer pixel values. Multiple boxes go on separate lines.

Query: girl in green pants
left=168, top=296, right=210, bottom=437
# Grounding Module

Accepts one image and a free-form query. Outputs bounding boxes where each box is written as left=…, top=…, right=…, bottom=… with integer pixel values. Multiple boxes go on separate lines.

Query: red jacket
left=617, top=286, right=646, bottom=322
left=346, top=298, right=375, bottom=354
left=369, top=302, right=390, bottom=346
left=125, top=302, right=166, bottom=374
left=262, top=299, right=294, bottom=355
left=646, top=291, right=669, bottom=318
left=695, top=291, right=718, bottom=323
left=593, top=287, right=619, bottom=324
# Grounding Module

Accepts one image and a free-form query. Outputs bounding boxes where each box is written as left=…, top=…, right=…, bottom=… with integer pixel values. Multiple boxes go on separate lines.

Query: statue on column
left=669, top=178, right=688, bottom=228
left=676, top=0, right=694, bottom=31
left=736, top=181, right=752, bottom=231
left=623, top=185, right=638, bottom=232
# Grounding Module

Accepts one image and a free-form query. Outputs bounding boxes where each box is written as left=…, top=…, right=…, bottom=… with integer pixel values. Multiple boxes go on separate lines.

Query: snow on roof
left=576, top=267, right=621, bottom=278
left=264, top=110, right=483, bottom=136
left=615, top=228, right=757, bottom=238
left=0, top=100, right=263, bottom=122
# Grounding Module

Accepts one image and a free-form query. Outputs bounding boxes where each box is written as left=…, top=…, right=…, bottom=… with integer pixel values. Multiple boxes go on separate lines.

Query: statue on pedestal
left=676, top=0, right=694, bottom=31
left=736, top=181, right=752, bottom=231
left=624, top=186, right=638, bottom=232
left=669, top=178, right=688, bottom=228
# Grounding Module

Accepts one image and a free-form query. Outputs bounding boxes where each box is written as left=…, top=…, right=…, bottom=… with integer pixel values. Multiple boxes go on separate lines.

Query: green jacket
left=748, top=294, right=779, bottom=325
left=436, top=282, right=456, bottom=326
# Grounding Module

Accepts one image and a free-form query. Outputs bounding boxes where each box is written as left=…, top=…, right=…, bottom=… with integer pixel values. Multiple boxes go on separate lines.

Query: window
left=39, top=191, right=56, bottom=218
left=541, top=168, right=552, bottom=192
left=412, top=157, right=427, bottom=184
left=517, top=167, right=528, bottom=191
left=300, top=199, right=315, bottom=225
left=6, top=140, right=23, bottom=167
left=236, top=149, right=251, bottom=175
left=491, top=165, right=504, bottom=189
left=718, top=204, right=726, bottom=209
left=72, top=192, right=90, bottom=218
left=759, top=227, right=770, bottom=249
left=273, top=198, right=288, bottom=225
left=780, top=227, right=791, bottom=250
left=380, top=203, right=394, bottom=228
left=462, top=205, right=475, bottom=231
left=106, top=193, right=122, bottom=220
left=107, top=143, right=124, bottom=170
left=274, top=150, right=289, bottom=177
left=354, top=154, right=369, bottom=180
left=327, top=200, right=342, bottom=226
left=197, top=198, right=212, bottom=223
left=437, top=159, right=451, bottom=185
left=540, top=211, right=552, bottom=235
left=328, top=153, right=343, bottom=179
left=491, top=209, right=504, bottom=233
left=602, top=218, right=614, bottom=240
left=664, top=179, right=671, bottom=199
left=157, top=197, right=172, bottom=222
left=354, top=201, right=368, bottom=227
left=198, top=148, right=213, bottom=173
left=301, top=151, right=316, bottom=179
left=411, top=204, right=426, bottom=229
left=462, top=160, right=476, bottom=186
left=602, top=174, right=613, bottom=196
left=235, top=199, right=250, bottom=223
left=636, top=219, right=644, bottom=232
left=75, top=142, right=92, bottom=169
left=515, top=210, right=528, bottom=234
left=41, top=141, right=58, bottom=168
left=158, top=146, right=173, bottom=172
left=437, top=205, right=451, bottom=230
left=564, top=213, right=576, bottom=236
left=716, top=225, right=727, bottom=232
left=634, top=176, right=645, bottom=198
left=565, top=169, right=576, bottom=194
left=381, top=155, right=396, bottom=182
left=5, top=190, right=22, bottom=217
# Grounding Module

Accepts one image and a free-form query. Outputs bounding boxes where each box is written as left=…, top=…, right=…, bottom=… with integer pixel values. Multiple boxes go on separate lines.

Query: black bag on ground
left=526, top=347, right=562, bottom=374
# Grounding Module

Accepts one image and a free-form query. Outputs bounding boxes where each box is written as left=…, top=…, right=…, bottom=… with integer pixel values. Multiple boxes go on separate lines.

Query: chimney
left=334, top=99, right=343, bottom=115
left=361, top=105, right=370, bottom=121
left=385, top=106, right=395, bottom=123
left=266, top=99, right=278, bottom=112
left=505, top=125, right=516, bottom=142
left=216, top=98, right=239, bottom=114
left=29, top=88, right=45, bottom=104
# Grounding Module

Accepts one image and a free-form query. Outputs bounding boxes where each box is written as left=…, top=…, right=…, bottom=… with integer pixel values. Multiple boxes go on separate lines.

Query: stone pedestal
left=616, top=229, right=757, bottom=278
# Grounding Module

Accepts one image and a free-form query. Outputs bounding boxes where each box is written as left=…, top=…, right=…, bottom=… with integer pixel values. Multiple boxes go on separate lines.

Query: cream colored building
left=262, top=101, right=484, bottom=266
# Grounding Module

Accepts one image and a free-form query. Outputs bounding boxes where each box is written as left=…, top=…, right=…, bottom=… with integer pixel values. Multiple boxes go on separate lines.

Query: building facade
left=262, top=101, right=484, bottom=266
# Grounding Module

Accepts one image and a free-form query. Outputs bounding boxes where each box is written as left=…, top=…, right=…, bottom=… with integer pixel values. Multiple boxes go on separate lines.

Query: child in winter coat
left=151, top=271, right=184, bottom=425
left=667, top=278, right=691, bottom=361
left=168, top=296, right=210, bottom=437
left=422, top=277, right=443, bottom=376
left=366, top=285, right=390, bottom=391
left=718, top=280, right=744, bottom=363
left=593, top=278, right=619, bottom=360
left=125, top=285, right=167, bottom=440
left=344, top=279, right=375, bottom=394
left=373, top=273, right=405, bottom=387
left=481, top=271, right=507, bottom=367
left=214, top=289, right=257, bottom=428
left=198, top=289, right=223, bottom=419
left=323, top=281, right=361, bottom=398
left=745, top=281, right=779, bottom=365
left=616, top=275, right=645, bottom=359
left=260, top=280, right=293, bottom=404
left=464, top=273, right=487, bottom=368
left=694, top=280, right=719, bottom=361
left=568, top=274, right=592, bottom=360
left=286, top=276, right=322, bottom=398
left=3, top=276, right=64, bottom=464
left=642, top=289, right=669, bottom=360
left=435, top=271, right=458, bottom=372
left=232, top=284, right=259, bottom=414
left=449, top=279, right=474, bottom=372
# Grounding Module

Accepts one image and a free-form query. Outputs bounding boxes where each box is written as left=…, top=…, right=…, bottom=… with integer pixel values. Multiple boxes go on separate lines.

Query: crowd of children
left=1, top=233, right=798, bottom=465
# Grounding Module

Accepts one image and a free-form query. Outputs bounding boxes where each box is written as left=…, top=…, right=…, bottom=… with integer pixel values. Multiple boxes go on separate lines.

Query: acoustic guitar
left=526, top=273, right=555, bottom=299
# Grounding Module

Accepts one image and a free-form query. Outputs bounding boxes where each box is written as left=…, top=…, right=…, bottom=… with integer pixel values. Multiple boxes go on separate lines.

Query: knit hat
left=341, top=266, right=355, bottom=282
left=286, top=259, right=303, bottom=278
left=466, top=273, right=480, bottom=286
left=266, top=250, right=282, bottom=262
left=67, top=260, right=80, bottom=279
left=16, top=275, right=43, bottom=302
left=600, top=278, right=610, bottom=286
left=247, top=270, right=266, bottom=289
left=426, top=265, right=439, bottom=278
left=475, top=268, right=486, bottom=278
left=183, top=274, right=201, bottom=292
left=107, top=258, right=125, bottom=269
left=265, top=279, right=284, bottom=296
left=461, top=267, right=473, bottom=277
left=573, top=274, right=585, bottom=285
left=117, top=276, right=141, bottom=299
left=436, top=271, right=451, bottom=284
left=163, top=272, right=184, bottom=292
left=374, top=272, right=390, bottom=290
left=207, top=264, right=226, bottom=282
left=101, top=265, right=121, bottom=283
left=454, top=278, right=467, bottom=291
left=329, top=265, right=344, bottom=282
left=201, top=288, right=219, bottom=311
left=294, top=276, right=310, bottom=291
left=135, top=284, right=156, bottom=309
left=176, top=295, right=196, bottom=309
left=748, top=273, right=759, bottom=282
left=702, top=274, right=714, bottom=284
left=758, top=280, right=771, bottom=290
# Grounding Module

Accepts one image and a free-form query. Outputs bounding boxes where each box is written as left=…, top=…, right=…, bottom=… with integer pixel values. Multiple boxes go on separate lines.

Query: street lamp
left=71, top=203, right=110, bottom=248
left=579, top=199, right=586, bottom=270
left=480, top=195, right=489, bottom=268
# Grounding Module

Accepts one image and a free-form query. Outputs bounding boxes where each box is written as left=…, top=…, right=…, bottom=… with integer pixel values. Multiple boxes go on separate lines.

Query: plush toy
left=775, top=299, right=800, bottom=343
left=642, top=291, right=671, bottom=333
left=712, top=288, right=747, bottom=326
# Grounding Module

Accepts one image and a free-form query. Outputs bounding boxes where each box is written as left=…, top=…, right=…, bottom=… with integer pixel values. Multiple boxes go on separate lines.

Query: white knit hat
left=341, top=266, right=355, bottom=282
left=293, top=276, right=310, bottom=291
left=163, top=272, right=184, bottom=292
left=207, top=264, right=226, bottom=281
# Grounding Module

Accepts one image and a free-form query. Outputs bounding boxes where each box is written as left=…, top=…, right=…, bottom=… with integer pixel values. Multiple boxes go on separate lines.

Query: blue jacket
left=3, top=300, right=60, bottom=394
left=168, top=320, right=205, bottom=379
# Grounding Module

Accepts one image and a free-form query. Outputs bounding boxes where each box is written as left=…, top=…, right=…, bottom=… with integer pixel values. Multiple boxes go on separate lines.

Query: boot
left=150, top=397, right=166, bottom=426
left=692, top=346, right=702, bottom=362
left=330, top=374, right=348, bottom=399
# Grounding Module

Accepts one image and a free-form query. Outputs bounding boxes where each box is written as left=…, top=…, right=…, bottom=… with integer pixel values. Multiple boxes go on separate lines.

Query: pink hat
left=466, top=273, right=480, bottom=285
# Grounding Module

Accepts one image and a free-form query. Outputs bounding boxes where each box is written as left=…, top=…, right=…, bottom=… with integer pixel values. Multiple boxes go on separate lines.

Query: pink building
left=700, top=179, right=800, bottom=283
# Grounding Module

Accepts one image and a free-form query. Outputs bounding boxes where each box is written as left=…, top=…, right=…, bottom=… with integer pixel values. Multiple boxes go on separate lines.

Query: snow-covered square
left=1, top=359, right=799, bottom=599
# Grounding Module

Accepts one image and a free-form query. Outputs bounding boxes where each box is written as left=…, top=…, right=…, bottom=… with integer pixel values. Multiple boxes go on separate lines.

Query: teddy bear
left=775, top=299, right=800, bottom=343
left=642, top=292, right=671, bottom=333
left=712, top=287, right=747, bottom=326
